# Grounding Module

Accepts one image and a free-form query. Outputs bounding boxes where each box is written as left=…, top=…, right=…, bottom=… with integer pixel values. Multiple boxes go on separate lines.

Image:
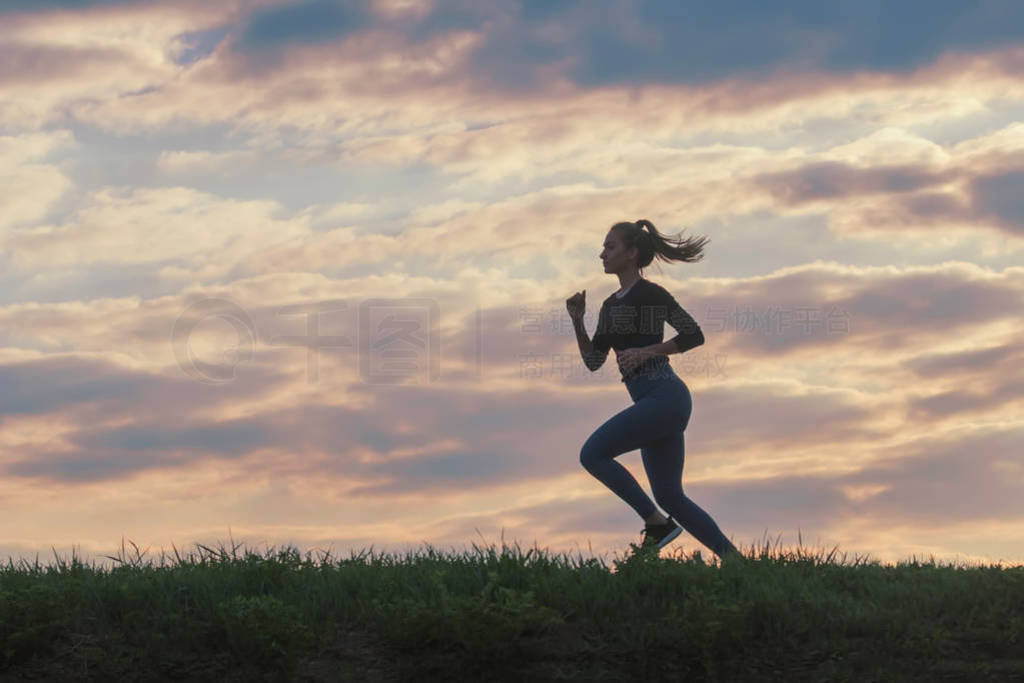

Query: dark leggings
left=579, top=367, right=739, bottom=559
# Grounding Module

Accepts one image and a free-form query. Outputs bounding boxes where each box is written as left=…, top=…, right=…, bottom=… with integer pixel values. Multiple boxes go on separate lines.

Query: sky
left=1, top=0, right=1022, bottom=571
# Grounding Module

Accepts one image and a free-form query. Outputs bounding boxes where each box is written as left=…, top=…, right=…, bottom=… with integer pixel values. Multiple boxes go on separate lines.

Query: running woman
left=565, top=219, right=743, bottom=562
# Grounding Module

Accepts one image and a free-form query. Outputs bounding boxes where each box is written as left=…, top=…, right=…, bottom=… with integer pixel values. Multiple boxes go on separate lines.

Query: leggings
left=579, top=366, right=739, bottom=559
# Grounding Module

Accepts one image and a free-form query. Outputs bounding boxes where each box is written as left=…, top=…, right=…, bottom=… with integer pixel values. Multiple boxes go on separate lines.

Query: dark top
left=589, top=278, right=704, bottom=382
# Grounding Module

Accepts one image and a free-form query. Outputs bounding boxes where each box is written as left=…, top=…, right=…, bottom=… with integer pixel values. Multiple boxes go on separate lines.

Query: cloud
left=621, top=0, right=1024, bottom=79
left=0, top=0, right=143, bottom=13
left=837, top=425, right=1024, bottom=523
left=170, top=25, right=230, bottom=66
left=906, top=376, right=1024, bottom=420
left=970, top=168, right=1024, bottom=234
left=904, top=342, right=1023, bottom=378
left=0, top=0, right=238, bottom=16
left=2, top=186, right=309, bottom=269
left=0, top=0, right=238, bottom=129
left=0, top=42, right=130, bottom=86
left=235, top=0, right=374, bottom=52
left=0, top=355, right=151, bottom=418
left=753, top=161, right=957, bottom=204
left=675, top=262, right=1022, bottom=358
left=682, top=423, right=1024, bottom=541
left=0, top=257, right=1019, bottom=567
left=752, top=141, right=1024, bottom=238
left=0, top=348, right=595, bottom=491
left=685, top=381, right=880, bottom=455
left=212, top=1, right=1024, bottom=89
left=0, top=130, right=76, bottom=233
left=1, top=0, right=1021, bottom=145
left=156, top=148, right=262, bottom=173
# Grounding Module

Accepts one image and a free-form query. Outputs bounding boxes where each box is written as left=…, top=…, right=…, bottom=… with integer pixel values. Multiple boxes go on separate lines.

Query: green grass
left=1, top=532, right=1022, bottom=682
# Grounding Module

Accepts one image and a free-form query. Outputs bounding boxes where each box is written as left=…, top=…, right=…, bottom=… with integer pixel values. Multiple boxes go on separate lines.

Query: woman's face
left=600, top=231, right=635, bottom=274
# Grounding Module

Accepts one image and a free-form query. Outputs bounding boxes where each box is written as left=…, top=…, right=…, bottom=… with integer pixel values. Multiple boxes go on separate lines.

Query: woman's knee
left=579, top=443, right=596, bottom=469
left=579, top=434, right=605, bottom=469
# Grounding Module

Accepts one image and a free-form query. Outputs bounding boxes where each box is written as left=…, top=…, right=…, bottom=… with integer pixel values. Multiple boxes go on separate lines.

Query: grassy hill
left=1, top=535, right=1022, bottom=682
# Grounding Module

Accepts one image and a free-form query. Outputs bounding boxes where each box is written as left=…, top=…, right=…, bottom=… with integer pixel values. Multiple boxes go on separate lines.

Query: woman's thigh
left=581, top=394, right=682, bottom=462
left=640, top=430, right=685, bottom=493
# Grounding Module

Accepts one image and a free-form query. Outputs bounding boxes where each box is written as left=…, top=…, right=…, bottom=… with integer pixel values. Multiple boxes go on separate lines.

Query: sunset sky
left=1, top=0, right=1022, bottom=571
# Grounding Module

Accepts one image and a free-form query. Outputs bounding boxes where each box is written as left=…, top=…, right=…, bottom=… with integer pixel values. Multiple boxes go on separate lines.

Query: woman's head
left=601, top=219, right=709, bottom=276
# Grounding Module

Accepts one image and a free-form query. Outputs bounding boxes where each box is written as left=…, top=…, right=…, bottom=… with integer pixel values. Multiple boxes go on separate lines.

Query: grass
left=1, top=531, right=1022, bottom=682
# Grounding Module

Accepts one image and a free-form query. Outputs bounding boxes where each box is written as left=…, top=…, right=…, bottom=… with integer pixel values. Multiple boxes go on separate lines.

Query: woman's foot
left=641, top=516, right=683, bottom=550
left=644, top=512, right=669, bottom=526
left=719, top=548, right=747, bottom=566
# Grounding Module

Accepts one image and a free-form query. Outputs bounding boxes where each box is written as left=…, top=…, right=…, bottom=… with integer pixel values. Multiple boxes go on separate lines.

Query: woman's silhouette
left=565, top=220, right=743, bottom=562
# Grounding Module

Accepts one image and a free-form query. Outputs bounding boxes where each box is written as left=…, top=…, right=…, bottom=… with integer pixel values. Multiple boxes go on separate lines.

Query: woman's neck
left=616, top=275, right=642, bottom=295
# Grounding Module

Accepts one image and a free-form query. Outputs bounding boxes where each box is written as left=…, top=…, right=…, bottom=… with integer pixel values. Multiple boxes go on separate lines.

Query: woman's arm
left=573, top=316, right=609, bottom=371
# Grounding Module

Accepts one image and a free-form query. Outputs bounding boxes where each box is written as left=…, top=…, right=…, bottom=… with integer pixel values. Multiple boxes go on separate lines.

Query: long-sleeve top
left=589, top=278, right=705, bottom=382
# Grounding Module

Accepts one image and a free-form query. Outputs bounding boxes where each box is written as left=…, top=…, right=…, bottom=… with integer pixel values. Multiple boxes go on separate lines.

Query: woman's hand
left=616, top=347, right=658, bottom=374
left=566, top=290, right=586, bottom=322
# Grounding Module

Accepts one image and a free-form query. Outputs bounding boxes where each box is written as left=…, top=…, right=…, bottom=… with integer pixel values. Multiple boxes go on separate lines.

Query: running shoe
left=641, top=516, right=683, bottom=550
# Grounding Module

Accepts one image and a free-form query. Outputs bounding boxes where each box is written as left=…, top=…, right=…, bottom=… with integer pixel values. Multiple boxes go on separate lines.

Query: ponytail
left=610, top=219, right=708, bottom=275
